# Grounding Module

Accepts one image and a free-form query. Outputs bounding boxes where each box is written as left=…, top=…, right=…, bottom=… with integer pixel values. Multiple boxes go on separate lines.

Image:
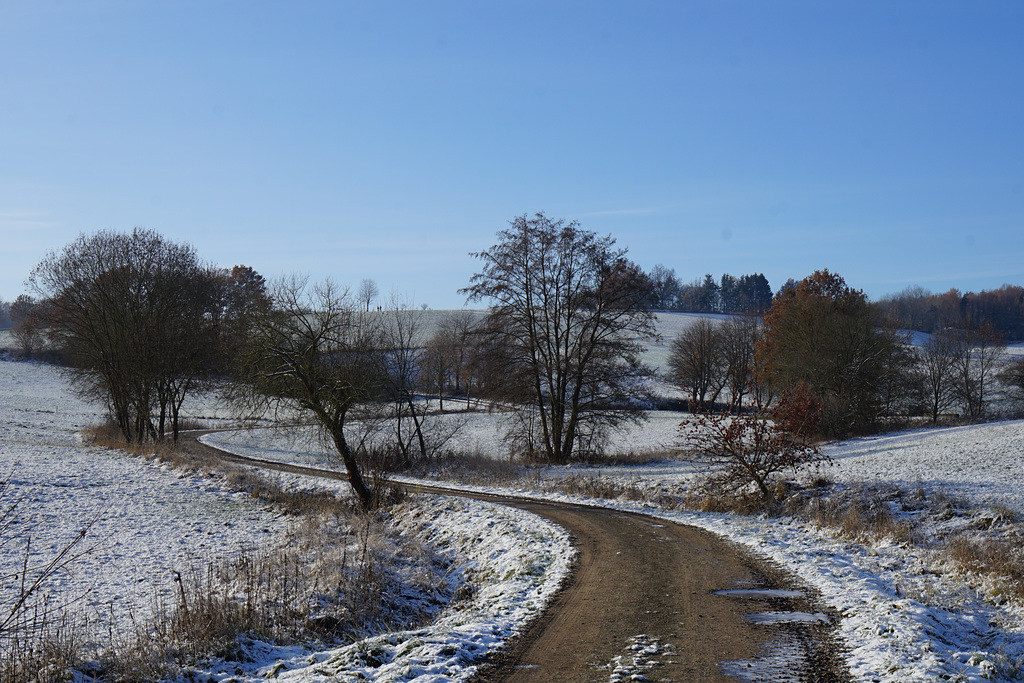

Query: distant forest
left=3, top=266, right=1022, bottom=341
left=647, top=265, right=773, bottom=314
left=875, top=285, right=1024, bottom=341
left=647, top=265, right=1024, bottom=342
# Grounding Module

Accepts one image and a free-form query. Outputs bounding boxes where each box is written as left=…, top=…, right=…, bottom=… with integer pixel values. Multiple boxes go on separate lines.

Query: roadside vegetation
left=1, top=424, right=455, bottom=683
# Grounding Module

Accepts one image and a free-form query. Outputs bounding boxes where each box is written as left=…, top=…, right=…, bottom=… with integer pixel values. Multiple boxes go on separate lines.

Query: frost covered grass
left=211, top=416, right=1024, bottom=681
left=0, top=361, right=295, bottom=677
left=224, top=411, right=1019, bottom=682
left=458, top=469, right=1024, bottom=680
left=204, top=496, right=574, bottom=683
left=1, top=360, right=576, bottom=682
left=95, top=501, right=463, bottom=683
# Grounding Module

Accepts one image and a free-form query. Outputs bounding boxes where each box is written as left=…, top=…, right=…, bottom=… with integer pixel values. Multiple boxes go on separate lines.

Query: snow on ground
left=0, top=361, right=291, bottom=638
left=8, top=356, right=1024, bottom=681
left=820, top=422, right=1024, bottom=514
left=183, top=494, right=573, bottom=682
left=212, top=412, right=1024, bottom=515
left=201, top=408, right=686, bottom=469
left=208, top=414, right=1024, bottom=682
left=1, top=360, right=575, bottom=683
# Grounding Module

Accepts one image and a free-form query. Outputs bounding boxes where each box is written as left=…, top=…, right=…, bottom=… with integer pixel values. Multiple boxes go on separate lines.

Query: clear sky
left=2, top=1, right=1022, bottom=309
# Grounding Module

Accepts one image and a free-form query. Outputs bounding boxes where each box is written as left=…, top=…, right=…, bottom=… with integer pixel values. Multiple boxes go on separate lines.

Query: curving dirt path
left=186, top=434, right=850, bottom=682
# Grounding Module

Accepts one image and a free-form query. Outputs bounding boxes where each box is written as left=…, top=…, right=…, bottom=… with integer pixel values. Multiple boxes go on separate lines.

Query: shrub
left=682, top=408, right=828, bottom=501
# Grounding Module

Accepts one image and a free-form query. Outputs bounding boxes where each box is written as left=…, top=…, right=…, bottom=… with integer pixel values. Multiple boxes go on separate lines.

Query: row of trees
left=27, top=229, right=270, bottom=443
left=667, top=315, right=762, bottom=411
left=20, top=230, right=476, bottom=509
left=876, top=284, right=1024, bottom=341
left=20, top=219, right=1024, bottom=508
left=667, top=269, right=1020, bottom=438
left=647, top=266, right=772, bottom=314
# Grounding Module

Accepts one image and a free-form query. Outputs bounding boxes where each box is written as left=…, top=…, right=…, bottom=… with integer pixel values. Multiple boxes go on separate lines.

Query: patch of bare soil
left=467, top=499, right=850, bottom=683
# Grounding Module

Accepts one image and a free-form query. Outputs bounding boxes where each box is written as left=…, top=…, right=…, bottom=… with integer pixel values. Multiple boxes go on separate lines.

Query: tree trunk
left=330, top=425, right=374, bottom=511
left=406, top=396, right=428, bottom=460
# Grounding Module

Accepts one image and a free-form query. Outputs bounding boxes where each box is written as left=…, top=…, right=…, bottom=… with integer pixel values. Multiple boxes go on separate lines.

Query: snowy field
left=206, top=412, right=1024, bottom=514
left=821, top=423, right=1024, bottom=514
left=7, top=357, right=1024, bottom=681
left=0, top=360, right=290, bottom=636
left=0, top=360, right=574, bottom=682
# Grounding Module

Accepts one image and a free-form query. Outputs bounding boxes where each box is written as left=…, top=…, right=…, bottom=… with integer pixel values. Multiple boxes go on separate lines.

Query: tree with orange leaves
left=755, top=269, right=905, bottom=437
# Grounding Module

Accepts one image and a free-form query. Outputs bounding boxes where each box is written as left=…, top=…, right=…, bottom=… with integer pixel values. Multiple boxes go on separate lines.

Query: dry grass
left=784, top=484, right=919, bottom=545
left=93, top=504, right=452, bottom=682
left=945, top=536, right=1024, bottom=600
left=0, top=608, right=82, bottom=683
left=403, top=447, right=525, bottom=487
left=5, top=423, right=448, bottom=682
left=544, top=473, right=650, bottom=502
left=1, top=475, right=102, bottom=683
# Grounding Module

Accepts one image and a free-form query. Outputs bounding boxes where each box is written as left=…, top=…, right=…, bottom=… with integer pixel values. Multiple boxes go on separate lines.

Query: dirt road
left=188, top=436, right=849, bottom=682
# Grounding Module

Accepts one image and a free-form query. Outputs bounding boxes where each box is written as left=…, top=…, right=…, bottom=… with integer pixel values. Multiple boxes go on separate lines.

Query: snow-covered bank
left=209, top=417, right=1024, bottom=682
left=183, top=495, right=574, bottom=682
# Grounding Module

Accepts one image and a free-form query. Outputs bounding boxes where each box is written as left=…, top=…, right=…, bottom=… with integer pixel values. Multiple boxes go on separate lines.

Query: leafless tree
left=421, top=310, right=480, bottom=411
left=949, top=323, right=1007, bottom=419
left=378, top=298, right=429, bottom=463
left=9, top=295, right=43, bottom=358
left=668, top=317, right=727, bottom=409
left=998, top=356, right=1024, bottom=410
left=358, top=278, right=379, bottom=312
left=462, top=213, right=657, bottom=464
left=231, top=276, right=384, bottom=510
left=683, top=405, right=826, bottom=501
left=28, top=229, right=219, bottom=442
left=719, top=314, right=761, bottom=411
left=917, top=328, right=961, bottom=423
left=421, top=324, right=455, bottom=414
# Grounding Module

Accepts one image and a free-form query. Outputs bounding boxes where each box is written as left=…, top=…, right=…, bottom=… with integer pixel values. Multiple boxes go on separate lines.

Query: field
left=4, top=348, right=1024, bottom=680
left=0, top=360, right=572, bottom=681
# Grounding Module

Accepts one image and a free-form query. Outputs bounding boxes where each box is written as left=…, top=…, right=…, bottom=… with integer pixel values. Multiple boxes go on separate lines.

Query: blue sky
left=2, top=1, right=1022, bottom=309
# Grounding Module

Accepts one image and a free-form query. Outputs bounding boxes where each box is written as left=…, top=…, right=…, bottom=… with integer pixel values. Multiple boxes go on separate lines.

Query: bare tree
left=421, top=324, right=455, bottom=414
left=719, top=314, right=760, bottom=411
left=379, top=298, right=429, bottom=463
left=9, top=295, right=43, bottom=358
left=917, top=328, right=961, bottom=423
left=950, top=323, right=1007, bottom=419
left=668, top=317, right=727, bottom=409
left=647, top=264, right=681, bottom=310
left=421, top=310, right=480, bottom=411
left=463, top=213, right=657, bottom=464
left=358, top=278, right=379, bottom=313
left=28, top=229, right=218, bottom=442
left=232, top=276, right=383, bottom=510
left=998, top=356, right=1024, bottom=410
